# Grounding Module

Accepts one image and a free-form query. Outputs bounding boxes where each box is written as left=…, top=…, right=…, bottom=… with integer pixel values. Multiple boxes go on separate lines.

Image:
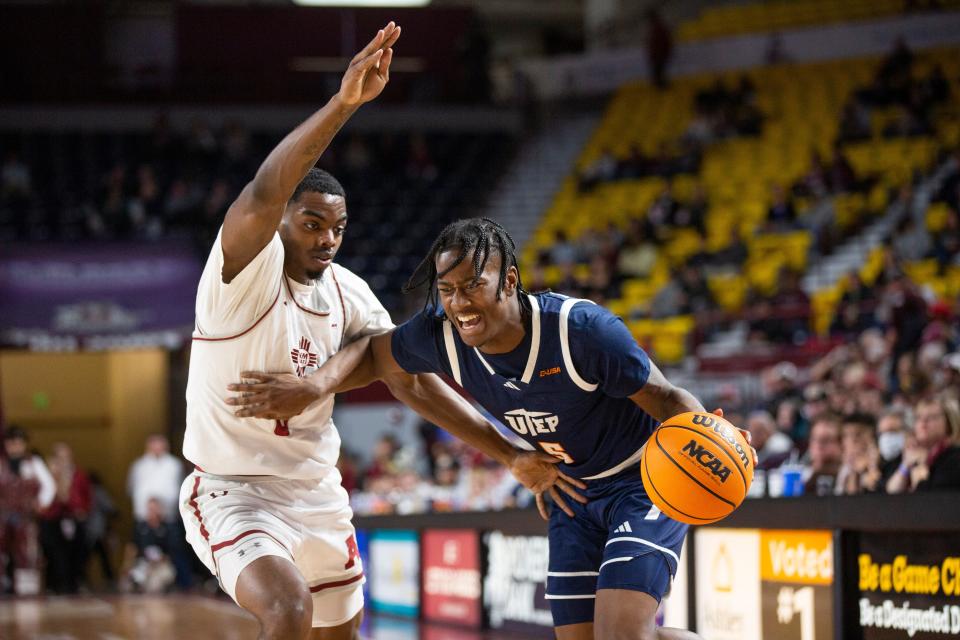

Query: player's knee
left=594, top=619, right=656, bottom=640
left=259, top=590, right=312, bottom=639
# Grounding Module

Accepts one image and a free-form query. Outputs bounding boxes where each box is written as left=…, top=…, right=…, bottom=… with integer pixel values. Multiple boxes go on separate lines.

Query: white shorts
left=179, top=469, right=364, bottom=627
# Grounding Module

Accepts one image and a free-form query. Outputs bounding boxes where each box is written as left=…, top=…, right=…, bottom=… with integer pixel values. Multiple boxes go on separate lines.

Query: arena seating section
left=523, top=46, right=960, bottom=365
left=0, top=130, right=515, bottom=314
left=678, top=0, right=960, bottom=42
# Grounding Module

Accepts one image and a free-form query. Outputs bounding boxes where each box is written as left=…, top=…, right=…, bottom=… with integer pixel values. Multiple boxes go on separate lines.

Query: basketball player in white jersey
left=180, top=23, right=583, bottom=640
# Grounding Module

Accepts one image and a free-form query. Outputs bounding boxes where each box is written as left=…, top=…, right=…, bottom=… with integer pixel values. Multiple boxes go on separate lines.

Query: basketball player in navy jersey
left=230, top=218, right=754, bottom=639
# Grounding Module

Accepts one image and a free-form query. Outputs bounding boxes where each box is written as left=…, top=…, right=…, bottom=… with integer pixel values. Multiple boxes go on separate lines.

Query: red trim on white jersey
left=192, top=286, right=281, bottom=342
left=210, top=528, right=289, bottom=555
left=188, top=475, right=209, bottom=541
left=283, top=274, right=331, bottom=317
left=329, top=266, right=347, bottom=349
left=309, top=572, right=364, bottom=593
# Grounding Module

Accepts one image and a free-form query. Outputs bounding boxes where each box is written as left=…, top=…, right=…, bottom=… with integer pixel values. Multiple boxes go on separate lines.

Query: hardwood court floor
left=0, top=594, right=543, bottom=639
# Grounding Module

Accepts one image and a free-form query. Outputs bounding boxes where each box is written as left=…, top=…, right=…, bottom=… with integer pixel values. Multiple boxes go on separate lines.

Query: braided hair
left=403, top=217, right=532, bottom=318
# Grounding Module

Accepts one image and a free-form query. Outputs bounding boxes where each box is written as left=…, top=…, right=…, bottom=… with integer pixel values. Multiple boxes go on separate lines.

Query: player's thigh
left=555, top=622, right=594, bottom=640
left=594, top=588, right=659, bottom=640
left=546, top=506, right=605, bottom=627
left=235, top=554, right=312, bottom=624
left=307, top=610, right=362, bottom=640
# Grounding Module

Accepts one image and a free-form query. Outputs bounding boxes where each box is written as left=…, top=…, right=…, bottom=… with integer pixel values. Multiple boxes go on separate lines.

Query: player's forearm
left=383, top=373, right=519, bottom=467
left=304, top=335, right=377, bottom=395
left=249, top=95, right=358, bottom=207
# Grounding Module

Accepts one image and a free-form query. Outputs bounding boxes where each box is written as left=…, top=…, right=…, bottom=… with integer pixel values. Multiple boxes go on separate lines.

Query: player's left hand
left=226, top=371, right=322, bottom=420
left=713, top=407, right=759, bottom=467
left=509, top=451, right=587, bottom=520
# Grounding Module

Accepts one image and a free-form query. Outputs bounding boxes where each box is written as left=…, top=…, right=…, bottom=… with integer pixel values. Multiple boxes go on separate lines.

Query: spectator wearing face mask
left=876, top=408, right=910, bottom=481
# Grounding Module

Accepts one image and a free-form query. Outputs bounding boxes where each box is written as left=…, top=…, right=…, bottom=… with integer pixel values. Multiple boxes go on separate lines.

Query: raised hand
left=338, top=22, right=401, bottom=108
left=508, top=451, right=588, bottom=520
left=226, top=371, right=322, bottom=420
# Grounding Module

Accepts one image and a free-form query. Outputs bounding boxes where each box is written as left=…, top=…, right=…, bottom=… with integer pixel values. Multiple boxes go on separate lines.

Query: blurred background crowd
left=3, top=0, right=960, bottom=601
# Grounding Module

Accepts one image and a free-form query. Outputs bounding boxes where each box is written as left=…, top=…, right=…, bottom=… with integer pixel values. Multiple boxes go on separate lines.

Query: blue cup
left=781, top=467, right=804, bottom=497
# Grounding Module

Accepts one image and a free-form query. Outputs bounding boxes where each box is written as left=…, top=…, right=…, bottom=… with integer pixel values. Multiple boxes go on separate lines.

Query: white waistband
left=581, top=445, right=645, bottom=480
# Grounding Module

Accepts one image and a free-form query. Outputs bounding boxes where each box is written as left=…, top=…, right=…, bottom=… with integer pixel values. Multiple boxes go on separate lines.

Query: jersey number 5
left=540, top=441, right=574, bottom=464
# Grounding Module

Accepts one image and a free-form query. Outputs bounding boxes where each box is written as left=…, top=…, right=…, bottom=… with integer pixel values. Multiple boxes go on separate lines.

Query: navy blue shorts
left=546, top=466, right=687, bottom=627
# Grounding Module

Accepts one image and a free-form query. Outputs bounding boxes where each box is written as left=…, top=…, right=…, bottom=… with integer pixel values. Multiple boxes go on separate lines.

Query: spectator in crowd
left=617, top=222, right=658, bottom=280
left=802, top=414, right=844, bottom=496
left=85, top=472, right=118, bottom=588
left=1, top=426, right=55, bottom=595
left=39, top=442, right=92, bottom=594
left=766, top=184, right=796, bottom=230
left=127, top=434, right=183, bottom=524
left=337, top=449, right=361, bottom=495
left=835, top=413, right=882, bottom=495
left=747, top=410, right=795, bottom=470
left=121, top=497, right=184, bottom=594
left=801, top=384, right=830, bottom=430
left=876, top=408, right=911, bottom=481
left=548, top=230, right=578, bottom=268
left=578, top=148, right=618, bottom=191
left=646, top=9, right=673, bottom=89
left=939, top=352, right=960, bottom=401
left=886, top=394, right=960, bottom=493
left=363, top=434, right=402, bottom=486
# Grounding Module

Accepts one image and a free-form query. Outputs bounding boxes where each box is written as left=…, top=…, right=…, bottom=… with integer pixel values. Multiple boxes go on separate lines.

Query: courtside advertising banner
left=483, top=531, right=553, bottom=637
left=696, top=528, right=835, bottom=640
left=760, top=529, right=835, bottom=640
left=857, top=532, right=960, bottom=639
left=695, top=528, right=762, bottom=640
left=369, top=530, right=420, bottom=618
left=422, top=529, right=482, bottom=628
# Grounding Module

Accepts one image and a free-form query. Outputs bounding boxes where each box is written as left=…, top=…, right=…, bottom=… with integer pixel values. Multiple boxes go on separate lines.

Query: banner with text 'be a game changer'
left=858, top=533, right=960, bottom=639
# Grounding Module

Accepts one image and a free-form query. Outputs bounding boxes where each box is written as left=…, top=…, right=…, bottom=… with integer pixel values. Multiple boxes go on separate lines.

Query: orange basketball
left=640, top=412, right=753, bottom=525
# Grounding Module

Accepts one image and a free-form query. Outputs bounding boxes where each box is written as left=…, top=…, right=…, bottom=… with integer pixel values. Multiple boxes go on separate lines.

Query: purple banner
left=0, top=242, right=202, bottom=350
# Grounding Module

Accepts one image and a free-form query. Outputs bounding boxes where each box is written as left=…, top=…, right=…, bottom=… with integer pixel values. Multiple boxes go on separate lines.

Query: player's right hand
left=509, top=451, right=588, bottom=520
left=337, top=21, right=401, bottom=108
left=226, top=371, right=322, bottom=420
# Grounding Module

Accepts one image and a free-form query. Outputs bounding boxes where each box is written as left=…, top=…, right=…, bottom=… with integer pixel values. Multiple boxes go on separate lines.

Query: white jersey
left=183, top=228, right=392, bottom=478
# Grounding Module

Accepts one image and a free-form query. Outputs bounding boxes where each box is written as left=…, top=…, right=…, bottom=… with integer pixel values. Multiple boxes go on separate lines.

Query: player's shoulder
left=534, top=292, right=609, bottom=325
left=329, top=262, right=372, bottom=292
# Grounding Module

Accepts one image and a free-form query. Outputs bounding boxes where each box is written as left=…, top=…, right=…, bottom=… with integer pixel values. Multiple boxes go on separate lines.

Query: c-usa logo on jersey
left=503, top=409, right=559, bottom=436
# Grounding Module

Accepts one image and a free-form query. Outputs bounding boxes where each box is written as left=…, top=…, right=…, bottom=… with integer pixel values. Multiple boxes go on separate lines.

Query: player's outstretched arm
left=219, top=22, right=401, bottom=282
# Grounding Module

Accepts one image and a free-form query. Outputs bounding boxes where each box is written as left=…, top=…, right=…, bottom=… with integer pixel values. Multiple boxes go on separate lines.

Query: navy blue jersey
left=392, top=292, right=659, bottom=479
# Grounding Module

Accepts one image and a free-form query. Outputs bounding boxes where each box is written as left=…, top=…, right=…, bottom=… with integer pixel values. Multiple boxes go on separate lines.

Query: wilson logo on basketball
left=692, top=414, right=751, bottom=468
left=680, top=439, right=732, bottom=483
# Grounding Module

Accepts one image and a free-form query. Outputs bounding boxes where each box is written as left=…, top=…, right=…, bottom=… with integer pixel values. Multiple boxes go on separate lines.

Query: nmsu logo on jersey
left=691, top=413, right=751, bottom=468
left=503, top=409, right=559, bottom=436
left=680, top=440, right=732, bottom=483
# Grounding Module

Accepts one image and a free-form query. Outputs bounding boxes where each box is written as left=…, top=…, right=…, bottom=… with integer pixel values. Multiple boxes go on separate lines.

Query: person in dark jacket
left=886, top=394, right=960, bottom=493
